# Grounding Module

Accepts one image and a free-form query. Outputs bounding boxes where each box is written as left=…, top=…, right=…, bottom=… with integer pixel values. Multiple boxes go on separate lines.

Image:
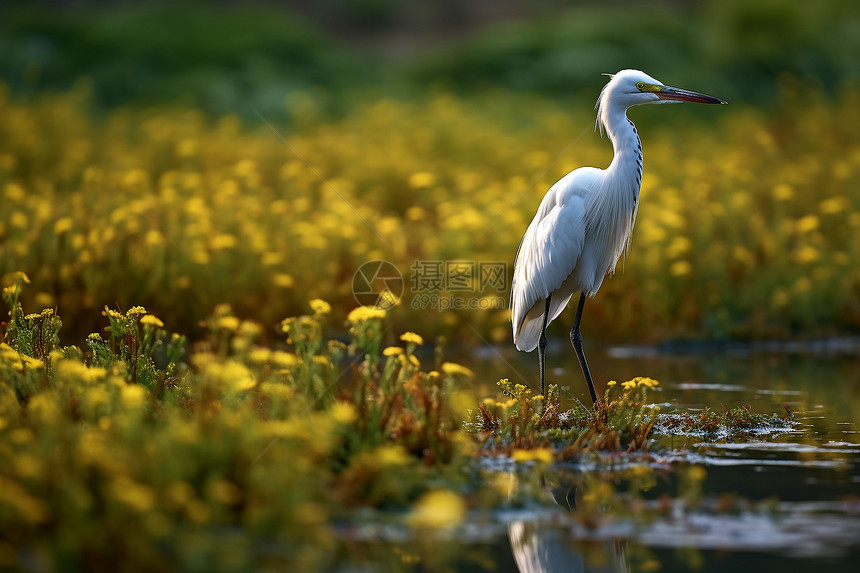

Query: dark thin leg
left=538, top=295, right=552, bottom=396
left=570, top=292, right=598, bottom=404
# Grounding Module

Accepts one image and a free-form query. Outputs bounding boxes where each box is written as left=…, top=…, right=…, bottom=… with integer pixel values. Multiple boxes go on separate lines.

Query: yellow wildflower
left=408, top=171, right=436, bottom=189
left=21, top=355, right=44, bottom=370
left=10, top=212, right=28, bottom=229
left=406, top=490, right=465, bottom=529
left=2, top=286, right=17, bottom=300
left=374, top=445, right=410, bottom=467
left=441, top=362, right=474, bottom=378
left=512, top=448, right=554, bottom=464
left=405, top=206, right=425, bottom=220
left=211, top=233, right=237, bottom=250
left=4, top=183, right=25, bottom=201
left=127, top=306, right=147, bottom=318
left=634, top=377, right=659, bottom=388
left=795, top=214, right=820, bottom=234
left=772, top=182, right=794, bottom=201
left=261, top=252, right=282, bottom=266
left=379, top=289, right=401, bottom=308
left=271, top=351, right=298, bottom=368
left=247, top=348, right=272, bottom=364
left=383, top=346, right=403, bottom=356
left=260, top=382, right=293, bottom=400
left=27, top=394, right=60, bottom=424
left=144, top=230, right=165, bottom=246
left=238, top=320, right=262, bottom=337
left=819, top=196, right=850, bottom=214
left=216, top=316, right=240, bottom=331
left=121, top=384, right=147, bottom=409
left=54, top=217, right=74, bottom=234
left=273, top=273, right=295, bottom=288
left=103, top=307, right=124, bottom=321
left=176, top=138, right=198, bottom=157
left=330, top=401, right=357, bottom=425
left=11, top=271, right=30, bottom=284
left=309, top=298, right=332, bottom=315
left=203, top=360, right=256, bottom=392
left=346, top=306, right=386, bottom=323
left=669, top=260, right=692, bottom=276
left=399, top=332, right=424, bottom=345
left=140, top=315, right=164, bottom=328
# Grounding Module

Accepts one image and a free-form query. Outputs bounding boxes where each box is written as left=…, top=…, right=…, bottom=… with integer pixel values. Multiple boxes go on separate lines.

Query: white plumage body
left=511, top=71, right=649, bottom=352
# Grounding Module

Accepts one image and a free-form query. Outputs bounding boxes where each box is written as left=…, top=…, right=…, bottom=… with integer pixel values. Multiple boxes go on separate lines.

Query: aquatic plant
left=653, top=403, right=797, bottom=441
left=471, top=376, right=661, bottom=456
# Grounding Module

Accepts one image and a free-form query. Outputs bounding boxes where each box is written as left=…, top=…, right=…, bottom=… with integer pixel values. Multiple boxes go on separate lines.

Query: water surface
left=337, top=342, right=860, bottom=572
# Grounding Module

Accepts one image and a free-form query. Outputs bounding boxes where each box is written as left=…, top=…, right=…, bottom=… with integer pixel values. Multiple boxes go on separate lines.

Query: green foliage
left=2, top=0, right=858, bottom=115
left=0, top=283, right=488, bottom=570
left=2, top=272, right=61, bottom=368
left=89, top=306, right=185, bottom=391
left=0, top=1, right=368, bottom=120
left=410, top=0, right=860, bottom=103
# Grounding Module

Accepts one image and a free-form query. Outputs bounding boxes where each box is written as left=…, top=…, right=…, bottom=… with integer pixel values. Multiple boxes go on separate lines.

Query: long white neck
left=584, top=105, right=643, bottom=276
left=603, top=108, right=643, bottom=192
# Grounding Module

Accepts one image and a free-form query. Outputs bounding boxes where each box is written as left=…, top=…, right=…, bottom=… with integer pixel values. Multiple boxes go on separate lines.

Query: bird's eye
left=636, top=82, right=645, bottom=91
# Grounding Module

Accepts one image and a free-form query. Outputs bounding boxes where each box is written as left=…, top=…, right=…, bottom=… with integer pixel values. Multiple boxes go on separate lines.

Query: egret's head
left=595, top=69, right=726, bottom=134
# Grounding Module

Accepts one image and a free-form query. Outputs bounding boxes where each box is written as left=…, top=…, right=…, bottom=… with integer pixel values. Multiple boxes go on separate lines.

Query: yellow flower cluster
left=309, top=299, right=332, bottom=315
left=441, top=362, right=474, bottom=378
left=620, top=377, right=659, bottom=391
left=405, top=489, right=465, bottom=530
left=2, top=85, right=859, bottom=342
left=511, top=448, right=554, bottom=464
left=399, top=332, right=424, bottom=345
left=346, top=306, right=386, bottom=323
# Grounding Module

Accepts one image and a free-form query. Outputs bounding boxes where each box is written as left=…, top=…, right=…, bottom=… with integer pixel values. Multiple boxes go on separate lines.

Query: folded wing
left=511, top=170, right=596, bottom=351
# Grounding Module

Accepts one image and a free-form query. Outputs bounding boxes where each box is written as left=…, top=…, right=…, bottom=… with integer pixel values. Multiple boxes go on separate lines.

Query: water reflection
left=509, top=521, right=628, bottom=573
left=506, top=472, right=631, bottom=573
left=334, top=344, right=860, bottom=572
left=489, top=345, right=860, bottom=572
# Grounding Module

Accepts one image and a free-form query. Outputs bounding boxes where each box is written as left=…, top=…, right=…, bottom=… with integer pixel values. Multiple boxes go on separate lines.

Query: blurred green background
left=3, top=0, right=859, bottom=118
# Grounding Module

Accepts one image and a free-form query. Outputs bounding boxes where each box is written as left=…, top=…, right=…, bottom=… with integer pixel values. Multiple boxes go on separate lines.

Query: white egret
left=511, top=70, right=726, bottom=402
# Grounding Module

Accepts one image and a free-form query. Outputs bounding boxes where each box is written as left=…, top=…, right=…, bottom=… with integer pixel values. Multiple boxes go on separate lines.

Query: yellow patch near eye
left=637, top=82, right=662, bottom=93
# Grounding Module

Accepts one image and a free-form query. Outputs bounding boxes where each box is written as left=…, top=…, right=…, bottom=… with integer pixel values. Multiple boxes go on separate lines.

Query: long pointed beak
left=656, top=86, right=727, bottom=105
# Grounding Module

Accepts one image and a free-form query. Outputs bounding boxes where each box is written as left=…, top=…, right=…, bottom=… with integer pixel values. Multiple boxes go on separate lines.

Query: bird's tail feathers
left=513, top=294, right=574, bottom=352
